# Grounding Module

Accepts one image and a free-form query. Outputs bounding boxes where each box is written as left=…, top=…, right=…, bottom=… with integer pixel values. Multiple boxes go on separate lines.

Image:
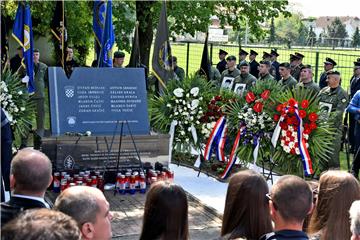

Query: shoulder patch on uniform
left=341, top=98, right=347, bottom=103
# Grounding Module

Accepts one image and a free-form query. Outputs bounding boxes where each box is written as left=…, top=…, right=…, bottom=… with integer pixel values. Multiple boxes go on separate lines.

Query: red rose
left=286, top=131, right=292, bottom=137
left=276, top=104, right=283, bottom=112
left=273, top=114, right=280, bottom=122
left=288, top=98, right=297, bottom=107
left=246, top=92, right=256, bottom=103
left=293, top=126, right=298, bottom=131
left=261, top=89, right=271, bottom=100
left=301, top=100, right=309, bottom=109
left=308, top=112, right=318, bottom=122
left=299, top=110, right=307, bottom=118
left=253, top=102, right=264, bottom=113
left=294, top=142, right=299, bottom=148
left=288, top=107, right=295, bottom=114
left=210, top=99, right=216, bottom=104
left=290, top=148, right=296, bottom=155
left=290, top=136, right=295, bottom=141
left=215, top=95, right=222, bottom=101
left=304, top=128, right=311, bottom=135
left=286, top=117, right=293, bottom=125
left=310, top=122, right=317, bottom=130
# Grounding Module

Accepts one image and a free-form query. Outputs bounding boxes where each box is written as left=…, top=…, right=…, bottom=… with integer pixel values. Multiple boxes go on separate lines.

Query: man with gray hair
left=54, top=186, right=113, bottom=240
left=350, top=200, right=360, bottom=240
left=0, top=148, right=53, bottom=225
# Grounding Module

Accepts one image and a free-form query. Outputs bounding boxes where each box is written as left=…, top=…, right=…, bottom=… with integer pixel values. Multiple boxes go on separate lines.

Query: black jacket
left=1, top=196, right=47, bottom=225
left=260, top=230, right=309, bottom=240
left=1, top=109, right=12, bottom=202
left=250, top=60, right=260, bottom=78
left=217, top=59, right=227, bottom=74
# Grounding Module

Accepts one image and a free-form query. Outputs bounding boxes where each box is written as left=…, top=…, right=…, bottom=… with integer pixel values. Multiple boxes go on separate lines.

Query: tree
left=274, top=13, right=303, bottom=47
left=327, top=17, right=348, bottom=47
left=268, top=17, right=275, bottom=44
left=353, top=26, right=360, bottom=48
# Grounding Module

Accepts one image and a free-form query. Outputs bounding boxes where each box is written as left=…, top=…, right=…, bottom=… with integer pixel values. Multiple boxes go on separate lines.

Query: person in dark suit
left=249, top=50, right=260, bottom=78
left=271, top=49, right=281, bottom=80
left=1, top=109, right=12, bottom=202
left=217, top=49, right=228, bottom=74
left=9, top=46, right=22, bottom=74
left=319, top=57, right=337, bottom=89
left=237, top=48, right=249, bottom=68
left=1, top=148, right=53, bottom=225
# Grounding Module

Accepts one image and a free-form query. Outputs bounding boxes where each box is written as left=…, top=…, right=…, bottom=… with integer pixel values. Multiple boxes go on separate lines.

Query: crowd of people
left=214, top=48, right=360, bottom=173
left=2, top=149, right=360, bottom=240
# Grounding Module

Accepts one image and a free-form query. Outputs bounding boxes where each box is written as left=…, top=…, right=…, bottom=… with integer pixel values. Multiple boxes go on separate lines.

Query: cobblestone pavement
left=105, top=191, right=222, bottom=240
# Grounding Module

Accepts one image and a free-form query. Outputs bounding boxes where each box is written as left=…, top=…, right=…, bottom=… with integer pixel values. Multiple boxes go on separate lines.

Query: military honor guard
left=233, top=62, right=257, bottom=91
left=278, top=62, right=297, bottom=90
left=270, top=49, right=281, bottom=80
left=290, top=54, right=302, bottom=81
left=237, top=49, right=248, bottom=69
left=258, top=60, right=275, bottom=81
left=317, top=70, right=348, bottom=170
left=319, top=57, right=337, bottom=89
left=217, top=49, right=228, bottom=74
left=249, top=50, right=260, bottom=78
left=296, top=65, right=320, bottom=94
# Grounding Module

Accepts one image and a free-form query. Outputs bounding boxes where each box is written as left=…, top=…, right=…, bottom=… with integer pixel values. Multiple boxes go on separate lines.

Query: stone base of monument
left=42, top=134, right=169, bottom=182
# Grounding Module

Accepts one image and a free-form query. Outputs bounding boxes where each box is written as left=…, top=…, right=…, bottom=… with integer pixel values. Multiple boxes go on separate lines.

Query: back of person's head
left=10, top=148, right=52, bottom=194
left=54, top=186, right=112, bottom=240
left=270, top=175, right=312, bottom=224
left=140, top=181, right=188, bottom=240
left=222, top=170, right=272, bottom=239
left=1, top=208, right=81, bottom=240
left=350, top=200, right=360, bottom=240
left=309, top=170, right=360, bottom=240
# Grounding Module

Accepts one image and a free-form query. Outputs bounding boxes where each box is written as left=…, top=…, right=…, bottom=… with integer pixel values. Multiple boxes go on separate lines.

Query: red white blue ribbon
left=293, top=103, right=314, bottom=176
left=204, top=116, right=227, bottom=162
left=220, top=126, right=245, bottom=179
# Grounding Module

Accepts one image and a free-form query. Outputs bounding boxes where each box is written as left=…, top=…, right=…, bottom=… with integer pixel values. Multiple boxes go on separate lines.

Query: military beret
left=271, top=49, right=279, bottom=57
left=114, top=51, right=125, bottom=58
left=259, top=60, right=271, bottom=66
left=290, top=54, right=300, bottom=61
left=262, top=51, right=272, bottom=59
left=250, top=50, right=258, bottom=56
left=171, top=56, right=177, bottom=62
left=324, top=57, right=337, bottom=66
left=219, top=49, right=228, bottom=55
left=354, top=61, right=360, bottom=68
left=300, top=64, right=312, bottom=70
left=239, top=49, right=248, bottom=56
left=226, top=55, right=236, bottom=61
left=239, top=61, right=249, bottom=67
left=295, top=52, right=305, bottom=59
left=279, top=62, right=291, bottom=69
left=326, top=70, right=340, bottom=76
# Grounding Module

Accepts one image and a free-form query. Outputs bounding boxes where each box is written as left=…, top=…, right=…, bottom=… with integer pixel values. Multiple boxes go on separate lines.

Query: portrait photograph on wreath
left=1, top=0, right=360, bottom=239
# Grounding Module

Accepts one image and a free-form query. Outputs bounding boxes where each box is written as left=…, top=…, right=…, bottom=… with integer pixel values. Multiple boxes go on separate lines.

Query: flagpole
left=62, top=0, right=65, bottom=68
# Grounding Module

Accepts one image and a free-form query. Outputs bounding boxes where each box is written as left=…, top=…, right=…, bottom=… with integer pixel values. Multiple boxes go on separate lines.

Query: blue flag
left=93, top=0, right=106, bottom=62
left=98, top=0, right=114, bottom=68
left=12, top=3, right=35, bottom=93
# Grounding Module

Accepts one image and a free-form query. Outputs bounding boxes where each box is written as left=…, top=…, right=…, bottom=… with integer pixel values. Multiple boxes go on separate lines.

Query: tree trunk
left=136, top=0, right=156, bottom=69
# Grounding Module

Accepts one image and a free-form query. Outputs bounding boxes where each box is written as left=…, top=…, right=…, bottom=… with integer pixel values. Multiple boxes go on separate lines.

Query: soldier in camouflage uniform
left=290, top=54, right=302, bottom=81
left=278, top=62, right=297, bottom=90
left=296, top=65, right=320, bottom=95
left=233, top=62, right=256, bottom=91
left=317, top=70, right=348, bottom=170
left=258, top=60, right=275, bottom=81
left=219, top=55, right=240, bottom=89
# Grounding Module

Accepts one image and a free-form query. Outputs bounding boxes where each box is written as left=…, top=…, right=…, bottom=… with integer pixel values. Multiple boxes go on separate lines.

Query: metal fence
left=169, top=42, right=360, bottom=90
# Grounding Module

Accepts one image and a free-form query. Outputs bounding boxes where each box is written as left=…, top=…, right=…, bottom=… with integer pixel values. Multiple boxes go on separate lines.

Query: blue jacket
left=347, top=90, right=360, bottom=120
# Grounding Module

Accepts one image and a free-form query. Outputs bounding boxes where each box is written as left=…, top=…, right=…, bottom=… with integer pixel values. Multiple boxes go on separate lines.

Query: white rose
left=292, top=132, right=297, bottom=137
left=289, top=142, right=294, bottom=148
left=175, top=99, right=179, bottom=103
left=166, top=103, right=171, bottom=108
left=173, top=88, right=184, bottom=98
left=284, top=146, right=290, bottom=153
left=190, top=87, right=199, bottom=97
left=186, top=93, right=190, bottom=98
left=190, top=116, right=194, bottom=121
left=18, top=91, right=23, bottom=95
left=8, top=95, right=12, bottom=99
left=196, top=120, right=200, bottom=124
left=180, top=131, right=185, bottom=136
left=303, top=134, right=309, bottom=140
left=174, top=112, right=179, bottom=116
left=295, top=147, right=300, bottom=155
left=191, top=99, right=200, bottom=109
left=199, top=97, right=203, bottom=101
left=184, top=121, right=188, bottom=124
left=306, top=143, right=309, bottom=148
left=20, top=107, right=25, bottom=111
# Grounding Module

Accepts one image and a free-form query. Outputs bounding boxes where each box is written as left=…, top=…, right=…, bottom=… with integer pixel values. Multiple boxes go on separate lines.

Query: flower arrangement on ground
left=149, top=75, right=216, bottom=151
left=0, top=70, right=34, bottom=140
left=272, top=87, right=335, bottom=176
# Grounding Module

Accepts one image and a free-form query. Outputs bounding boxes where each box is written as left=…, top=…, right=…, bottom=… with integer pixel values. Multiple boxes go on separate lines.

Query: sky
left=288, top=0, right=360, bottom=17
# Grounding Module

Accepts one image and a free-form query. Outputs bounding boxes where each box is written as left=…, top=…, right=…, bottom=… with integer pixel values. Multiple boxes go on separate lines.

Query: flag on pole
left=199, top=32, right=211, bottom=81
left=12, top=2, right=35, bottom=93
left=128, top=21, right=141, bottom=68
left=51, top=0, right=67, bottom=68
left=98, top=0, right=114, bottom=68
left=93, top=0, right=106, bottom=65
left=152, top=1, right=174, bottom=89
